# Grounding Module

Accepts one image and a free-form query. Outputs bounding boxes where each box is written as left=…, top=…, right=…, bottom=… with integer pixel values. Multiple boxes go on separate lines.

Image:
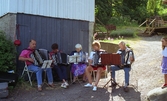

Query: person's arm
left=88, top=51, right=94, bottom=66
left=19, top=56, right=34, bottom=63
left=88, top=59, right=92, bottom=66
left=19, top=50, right=34, bottom=63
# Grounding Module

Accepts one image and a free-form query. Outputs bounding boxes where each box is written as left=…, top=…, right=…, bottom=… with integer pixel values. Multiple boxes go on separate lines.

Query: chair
left=92, top=65, right=108, bottom=81
left=21, top=62, right=34, bottom=86
left=69, top=66, right=83, bottom=85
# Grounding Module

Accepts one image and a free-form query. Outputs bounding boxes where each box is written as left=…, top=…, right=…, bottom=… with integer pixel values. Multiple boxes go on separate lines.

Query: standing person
left=110, top=41, right=135, bottom=92
left=19, top=39, right=54, bottom=91
left=70, top=44, right=87, bottom=83
left=161, top=37, right=167, bottom=88
left=84, top=41, right=106, bottom=91
left=50, top=43, right=69, bottom=88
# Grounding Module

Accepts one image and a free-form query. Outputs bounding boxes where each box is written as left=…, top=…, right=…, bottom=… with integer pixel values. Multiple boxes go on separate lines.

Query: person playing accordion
left=19, top=40, right=54, bottom=91
left=49, top=43, right=69, bottom=88
left=70, top=44, right=87, bottom=84
left=84, top=41, right=106, bottom=91
left=110, top=41, right=135, bottom=92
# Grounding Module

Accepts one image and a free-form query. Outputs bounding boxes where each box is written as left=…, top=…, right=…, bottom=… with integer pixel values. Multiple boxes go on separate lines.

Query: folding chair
left=69, top=68, right=83, bottom=85
left=21, top=62, right=34, bottom=86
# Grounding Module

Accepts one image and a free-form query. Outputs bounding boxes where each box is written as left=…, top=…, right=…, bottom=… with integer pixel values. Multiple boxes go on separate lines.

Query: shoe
left=123, top=87, right=129, bottom=92
left=84, top=83, right=93, bottom=87
left=61, top=83, right=67, bottom=88
left=92, top=86, right=97, bottom=91
left=38, top=87, right=42, bottom=92
left=48, top=83, right=56, bottom=88
left=161, top=84, right=167, bottom=88
left=64, top=82, right=69, bottom=86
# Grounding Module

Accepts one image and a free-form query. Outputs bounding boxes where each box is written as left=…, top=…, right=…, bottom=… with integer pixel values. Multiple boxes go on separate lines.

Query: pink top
left=49, top=51, right=55, bottom=57
left=19, top=47, right=34, bottom=65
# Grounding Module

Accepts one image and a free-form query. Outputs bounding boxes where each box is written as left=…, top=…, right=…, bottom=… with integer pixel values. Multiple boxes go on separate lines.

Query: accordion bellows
left=30, top=50, right=44, bottom=66
left=101, top=53, right=121, bottom=65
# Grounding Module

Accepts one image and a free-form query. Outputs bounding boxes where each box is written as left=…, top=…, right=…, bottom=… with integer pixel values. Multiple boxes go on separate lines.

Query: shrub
left=107, top=16, right=138, bottom=26
left=109, top=26, right=141, bottom=38
left=110, top=28, right=135, bottom=37
left=0, top=31, right=16, bottom=72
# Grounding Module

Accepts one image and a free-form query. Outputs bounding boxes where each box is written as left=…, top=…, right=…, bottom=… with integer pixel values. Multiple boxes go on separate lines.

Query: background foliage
left=95, top=0, right=167, bottom=38
left=0, top=31, right=16, bottom=72
left=95, top=0, right=167, bottom=25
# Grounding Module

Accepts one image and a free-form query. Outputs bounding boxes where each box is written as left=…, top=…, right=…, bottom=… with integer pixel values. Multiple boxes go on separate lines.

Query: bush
left=110, top=27, right=138, bottom=38
left=107, top=16, right=138, bottom=26
left=0, top=31, right=16, bottom=72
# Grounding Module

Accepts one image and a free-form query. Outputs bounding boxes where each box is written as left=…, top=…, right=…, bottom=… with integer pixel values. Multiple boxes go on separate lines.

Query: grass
left=100, top=37, right=140, bottom=43
left=95, top=25, right=146, bottom=39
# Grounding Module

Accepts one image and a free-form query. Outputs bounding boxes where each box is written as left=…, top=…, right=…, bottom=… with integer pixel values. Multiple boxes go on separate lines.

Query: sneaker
left=61, top=83, right=67, bottom=88
left=37, top=87, right=42, bottom=92
left=84, top=83, right=93, bottom=87
left=48, top=83, right=56, bottom=88
left=123, top=87, right=129, bottom=92
left=124, top=83, right=129, bottom=87
left=161, top=84, right=167, bottom=88
left=92, top=86, right=97, bottom=91
left=64, top=82, right=69, bottom=86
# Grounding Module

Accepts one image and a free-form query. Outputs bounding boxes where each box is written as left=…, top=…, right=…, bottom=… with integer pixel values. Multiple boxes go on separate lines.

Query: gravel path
left=1, top=36, right=163, bottom=101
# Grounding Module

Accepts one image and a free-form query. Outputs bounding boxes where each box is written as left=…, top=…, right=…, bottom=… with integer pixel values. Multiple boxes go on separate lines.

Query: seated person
left=110, top=41, right=135, bottom=92
left=19, top=39, right=54, bottom=91
left=84, top=41, right=106, bottom=91
left=49, top=43, right=69, bottom=88
left=70, top=44, right=87, bottom=83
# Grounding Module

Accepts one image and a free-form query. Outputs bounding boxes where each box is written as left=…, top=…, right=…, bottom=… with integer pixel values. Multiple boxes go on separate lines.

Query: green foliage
left=95, top=0, right=113, bottom=25
left=112, top=27, right=139, bottom=38
left=107, top=16, right=138, bottom=26
left=157, top=0, right=167, bottom=19
left=147, top=0, right=157, bottom=15
left=0, top=31, right=16, bottom=72
left=95, top=26, right=139, bottom=40
left=110, top=28, right=135, bottom=37
left=95, top=0, right=149, bottom=25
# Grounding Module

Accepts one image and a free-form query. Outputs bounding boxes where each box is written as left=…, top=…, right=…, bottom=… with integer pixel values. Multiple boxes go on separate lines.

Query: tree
left=95, top=0, right=113, bottom=25
left=147, top=0, right=156, bottom=15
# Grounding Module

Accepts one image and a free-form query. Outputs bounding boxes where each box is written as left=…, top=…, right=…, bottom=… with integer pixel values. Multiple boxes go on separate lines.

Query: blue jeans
left=53, top=65, right=67, bottom=81
left=110, top=65, right=131, bottom=84
left=28, top=65, right=53, bottom=86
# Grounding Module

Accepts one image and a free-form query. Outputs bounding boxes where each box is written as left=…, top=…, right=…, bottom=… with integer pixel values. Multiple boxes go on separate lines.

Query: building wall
left=0, top=0, right=95, bottom=22
left=0, top=13, right=16, bottom=40
left=16, top=13, right=89, bottom=54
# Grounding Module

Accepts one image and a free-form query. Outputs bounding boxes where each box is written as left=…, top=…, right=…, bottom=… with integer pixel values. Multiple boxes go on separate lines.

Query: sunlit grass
left=99, top=37, right=140, bottom=44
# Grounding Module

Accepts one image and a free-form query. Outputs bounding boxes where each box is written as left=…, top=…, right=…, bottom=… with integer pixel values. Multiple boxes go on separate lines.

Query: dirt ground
left=1, top=35, right=163, bottom=101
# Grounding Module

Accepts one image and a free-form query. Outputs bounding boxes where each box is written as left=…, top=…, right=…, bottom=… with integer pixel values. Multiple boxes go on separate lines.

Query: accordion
left=30, top=49, right=44, bottom=66
left=101, top=53, right=121, bottom=65
left=68, top=52, right=88, bottom=64
left=91, top=51, right=105, bottom=66
left=52, top=52, right=68, bottom=65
